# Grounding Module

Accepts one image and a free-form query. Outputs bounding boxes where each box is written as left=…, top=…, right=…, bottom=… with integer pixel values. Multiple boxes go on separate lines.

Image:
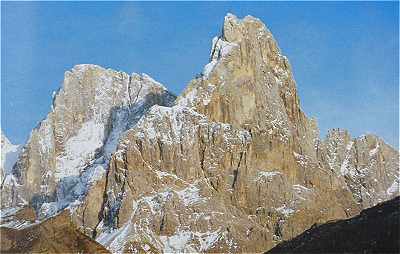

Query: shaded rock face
left=1, top=132, right=22, bottom=208
left=267, top=196, right=400, bottom=254
left=0, top=13, right=398, bottom=254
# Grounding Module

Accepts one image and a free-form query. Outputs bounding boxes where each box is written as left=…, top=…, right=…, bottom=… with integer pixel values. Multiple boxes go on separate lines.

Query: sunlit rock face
left=0, top=13, right=398, bottom=254
left=89, top=14, right=398, bottom=253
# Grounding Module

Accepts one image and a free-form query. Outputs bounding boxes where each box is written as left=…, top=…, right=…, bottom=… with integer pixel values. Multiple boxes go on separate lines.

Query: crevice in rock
left=199, top=135, right=218, bottom=192
left=159, top=211, right=166, bottom=233
left=92, top=163, right=111, bottom=239
left=127, top=76, right=133, bottom=107
left=157, top=139, right=163, bottom=161
left=232, top=151, right=244, bottom=189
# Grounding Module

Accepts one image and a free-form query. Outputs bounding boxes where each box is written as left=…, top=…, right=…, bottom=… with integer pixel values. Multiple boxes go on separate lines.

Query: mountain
left=267, top=196, right=400, bottom=253
left=1, top=14, right=398, bottom=253
left=2, top=65, right=175, bottom=214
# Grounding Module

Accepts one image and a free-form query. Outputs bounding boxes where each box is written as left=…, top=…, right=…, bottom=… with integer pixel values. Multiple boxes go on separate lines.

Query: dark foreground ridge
left=0, top=209, right=110, bottom=253
left=267, top=196, right=400, bottom=254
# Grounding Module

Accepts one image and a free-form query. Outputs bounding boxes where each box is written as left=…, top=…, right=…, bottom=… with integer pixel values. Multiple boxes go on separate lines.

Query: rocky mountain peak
left=1, top=65, right=176, bottom=213
left=222, top=13, right=271, bottom=43
left=177, top=13, right=316, bottom=160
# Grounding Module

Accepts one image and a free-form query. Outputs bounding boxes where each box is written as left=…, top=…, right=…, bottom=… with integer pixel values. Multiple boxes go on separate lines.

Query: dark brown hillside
left=0, top=209, right=110, bottom=253
left=267, top=196, right=400, bottom=254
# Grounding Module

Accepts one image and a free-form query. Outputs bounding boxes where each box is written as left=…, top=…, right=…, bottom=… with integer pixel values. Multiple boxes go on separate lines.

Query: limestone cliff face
left=0, top=13, right=398, bottom=254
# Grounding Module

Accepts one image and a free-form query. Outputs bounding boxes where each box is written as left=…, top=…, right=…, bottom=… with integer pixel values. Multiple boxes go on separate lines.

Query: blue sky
left=1, top=2, right=399, bottom=148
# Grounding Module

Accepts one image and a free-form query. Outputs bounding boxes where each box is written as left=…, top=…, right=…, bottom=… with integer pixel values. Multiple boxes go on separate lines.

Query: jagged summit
left=59, top=64, right=172, bottom=103
left=222, top=13, right=272, bottom=40
left=223, top=13, right=268, bottom=34
left=178, top=12, right=317, bottom=163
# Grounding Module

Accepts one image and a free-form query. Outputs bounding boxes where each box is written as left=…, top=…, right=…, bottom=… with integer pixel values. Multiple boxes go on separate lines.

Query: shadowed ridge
left=267, top=196, right=400, bottom=254
left=0, top=209, right=110, bottom=253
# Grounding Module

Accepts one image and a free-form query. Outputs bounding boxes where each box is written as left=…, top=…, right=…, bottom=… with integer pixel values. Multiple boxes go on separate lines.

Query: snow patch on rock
left=276, top=205, right=295, bottom=217
left=55, top=120, right=105, bottom=180
left=160, top=231, right=194, bottom=253
left=340, top=141, right=354, bottom=176
left=387, top=177, right=399, bottom=196
left=369, top=143, right=380, bottom=157
left=254, top=170, right=282, bottom=182
left=203, top=37, right=238, bottom=78
left=175, top=184, right=207, bottom=206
